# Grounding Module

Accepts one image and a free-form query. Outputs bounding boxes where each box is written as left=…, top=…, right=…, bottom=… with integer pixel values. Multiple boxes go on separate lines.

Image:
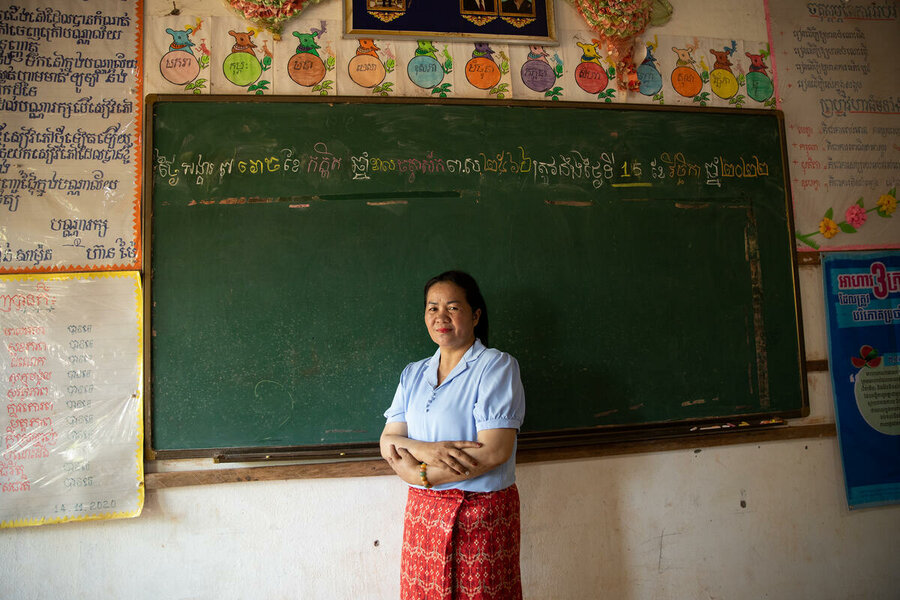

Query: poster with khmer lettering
left=1, top=271, right=143, bottom=527
left=822, top=252, right=900, bottom=509
left=0, top=1, right=141, bottom=273
left=767, top=1, right=899, bottom=251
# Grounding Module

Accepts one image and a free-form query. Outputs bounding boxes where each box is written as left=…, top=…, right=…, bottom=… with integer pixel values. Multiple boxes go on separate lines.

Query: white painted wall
left=4, top=438, right=899, bottom=599
left=3, top=1, right=899, bottom=599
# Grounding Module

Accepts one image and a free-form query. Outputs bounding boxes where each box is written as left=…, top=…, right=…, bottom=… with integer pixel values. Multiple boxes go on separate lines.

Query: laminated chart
left=1, top=271, right=143, bottom=527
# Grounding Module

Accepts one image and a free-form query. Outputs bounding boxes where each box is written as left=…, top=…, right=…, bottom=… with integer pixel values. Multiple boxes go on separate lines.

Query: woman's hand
left=381, top=422, right=481, bottom=476
left=384, top=444, right=422, bottom=485
left=412, top=440, right=483, bottom=476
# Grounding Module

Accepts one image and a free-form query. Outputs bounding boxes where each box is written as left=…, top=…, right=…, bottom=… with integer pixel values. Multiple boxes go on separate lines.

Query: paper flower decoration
left=567, top=0, right=671, bottom=90
left=570, top=0, right=653, bottom=38
left=224, top=0, right=322, bottom=37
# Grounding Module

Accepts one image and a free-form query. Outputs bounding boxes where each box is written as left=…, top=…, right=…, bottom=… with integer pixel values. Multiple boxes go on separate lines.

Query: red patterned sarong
left=401, top=484, right=522, bottom=600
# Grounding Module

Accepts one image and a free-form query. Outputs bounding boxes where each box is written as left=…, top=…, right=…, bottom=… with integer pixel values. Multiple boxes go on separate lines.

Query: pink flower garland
left=568, top=0, right=655, bottom=90
left=225, top=0, right=321, bottom=36
left=570, top=0, right=653, bottom=39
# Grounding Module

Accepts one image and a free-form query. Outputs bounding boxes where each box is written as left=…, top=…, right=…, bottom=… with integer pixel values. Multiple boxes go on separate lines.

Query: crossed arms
left=380, top=421, right=516, bottom=487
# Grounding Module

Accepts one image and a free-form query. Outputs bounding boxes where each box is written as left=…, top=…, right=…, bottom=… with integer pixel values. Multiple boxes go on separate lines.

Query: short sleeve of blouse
left=383, top=364, right=410, bottom=423
left=473, top=351, right=526, bottom=431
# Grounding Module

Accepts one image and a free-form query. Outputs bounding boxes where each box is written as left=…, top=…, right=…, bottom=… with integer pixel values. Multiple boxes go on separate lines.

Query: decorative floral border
left=796, top=188, right=896, bottom=250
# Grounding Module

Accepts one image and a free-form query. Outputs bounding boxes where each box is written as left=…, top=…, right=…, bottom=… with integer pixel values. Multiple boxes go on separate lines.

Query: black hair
left=423, top=270, right=489, bottom=347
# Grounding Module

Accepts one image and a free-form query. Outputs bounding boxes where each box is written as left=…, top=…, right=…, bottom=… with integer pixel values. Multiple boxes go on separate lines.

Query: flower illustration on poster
left=797, top=188, right=897, bottom=250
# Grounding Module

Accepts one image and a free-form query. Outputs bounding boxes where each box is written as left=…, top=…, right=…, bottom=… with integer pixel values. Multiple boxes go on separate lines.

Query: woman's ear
left=473, top=308, right=481, bottom=326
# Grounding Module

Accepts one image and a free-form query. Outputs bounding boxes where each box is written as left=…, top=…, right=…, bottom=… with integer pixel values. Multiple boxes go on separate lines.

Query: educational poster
left=742, top=41, right=777, bottom=109
left=822, top=252, right=900, bottom=509
left=632, top=37, right=665, bottom=105
left=399, top=39, right=456, bottom=99
left=508, top=42, right=565, bottom=102
left=655, top=36, right=710, bottom=107
left=704, top=39, right=746, bottom=109
left=554, top=31, right=619, bottom=104
left=0, top=272, right=144, bottom=527
left=336, top=37, right=399, bottom=97
left=146, top=15, right=211, bottom=95
left=452, top=41, right=514, bottom=99
left=767, top=1, right=900, bottom=251
left=0, top=1, right=141, bottom=273
left=210, top=17, right=276, bottom=95
left=274, top=19, right=338, bottom=97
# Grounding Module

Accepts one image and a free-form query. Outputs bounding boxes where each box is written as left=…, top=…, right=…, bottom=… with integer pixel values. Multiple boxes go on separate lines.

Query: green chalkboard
left=145, top=96, right=807, bottom=458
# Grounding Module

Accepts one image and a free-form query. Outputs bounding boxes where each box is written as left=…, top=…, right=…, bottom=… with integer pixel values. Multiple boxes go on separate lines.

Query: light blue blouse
left=384, top=339, right=526, bottom=492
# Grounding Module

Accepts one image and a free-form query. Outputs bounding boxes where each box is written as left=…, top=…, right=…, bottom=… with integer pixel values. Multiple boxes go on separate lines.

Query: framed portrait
left=345, top=0, right=556, bottom=44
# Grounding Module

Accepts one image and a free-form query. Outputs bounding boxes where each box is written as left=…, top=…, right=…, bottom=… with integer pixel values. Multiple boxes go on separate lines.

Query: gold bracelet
left=419, top=462, right=432, bottom=489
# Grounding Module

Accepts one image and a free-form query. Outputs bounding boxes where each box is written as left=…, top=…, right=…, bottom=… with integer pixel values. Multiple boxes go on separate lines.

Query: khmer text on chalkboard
left=146, top=96, right=807, bottom=458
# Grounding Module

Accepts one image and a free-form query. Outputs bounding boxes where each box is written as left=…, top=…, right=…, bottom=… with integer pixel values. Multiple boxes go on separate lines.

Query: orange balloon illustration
left=465, top=56, right=501, bottom=90
left=671, top=66, right=703, bottom=98
left=288, top=53, right=326, bottom=87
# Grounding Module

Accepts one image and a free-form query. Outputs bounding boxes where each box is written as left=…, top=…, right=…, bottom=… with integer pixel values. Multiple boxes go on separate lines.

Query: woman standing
left=381, top=271, right=526, bottom=599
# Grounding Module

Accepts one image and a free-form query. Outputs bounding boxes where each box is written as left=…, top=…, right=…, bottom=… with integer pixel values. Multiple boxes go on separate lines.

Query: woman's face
left=424, top=281, right=481, bottom=351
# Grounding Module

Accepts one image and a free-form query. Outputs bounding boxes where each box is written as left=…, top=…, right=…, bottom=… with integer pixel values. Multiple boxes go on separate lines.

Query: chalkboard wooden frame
left=143, top=95, right=808, bottom=461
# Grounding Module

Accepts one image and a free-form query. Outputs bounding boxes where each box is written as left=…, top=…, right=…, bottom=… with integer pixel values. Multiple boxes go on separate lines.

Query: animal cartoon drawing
left=222, top=29, right=270, bottom=89
left=472, top=42, right=496, bottom=61
left=409, top=40, right=451, bottom=92
left=160, top=25, right=205, bottom=87
left=671, top=46, right=695, bottom=67
left=640, top=43, right=659, bottom=69
left=709, top=49, right=733, bottom=72
left=576, top=41, right=603, bottom=65
left=744, top=50, right=773, bottom=102
left=228, top=30, right=257, bottom=57
left=292, top=21, right=326, bottom=57
left=356, top=39, right=380, bottom=58
left=637, top=43, right=662, bottom=97
left=165, top=28, right=195, bottom=55
left=708, top=41, right=739, bottom=100
left=415, top=40, right=439, bottom=60
left=745, top=51, right=769, bottom=77
left=261, top=39, right=274, bottom=62
left=292, top=31, right=321, bottom=57
left=574, top=39, right=609, bottom=95
left=521, top=44, right=558, bottom=93
left=466, top=43, right=502, bottom=91
left=349, top=39, right=386, bottom=90
left=670, top=43, right=703, bottom=98
left=710, top=41, right=737, bottom=73
left=287, top=22, right=329, bottom=88
left=527, top=45, right=550, bottom=64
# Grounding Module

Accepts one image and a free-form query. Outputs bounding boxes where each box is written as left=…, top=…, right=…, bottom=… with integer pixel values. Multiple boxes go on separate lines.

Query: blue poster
left=822, top=252, right=900, bottom=509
